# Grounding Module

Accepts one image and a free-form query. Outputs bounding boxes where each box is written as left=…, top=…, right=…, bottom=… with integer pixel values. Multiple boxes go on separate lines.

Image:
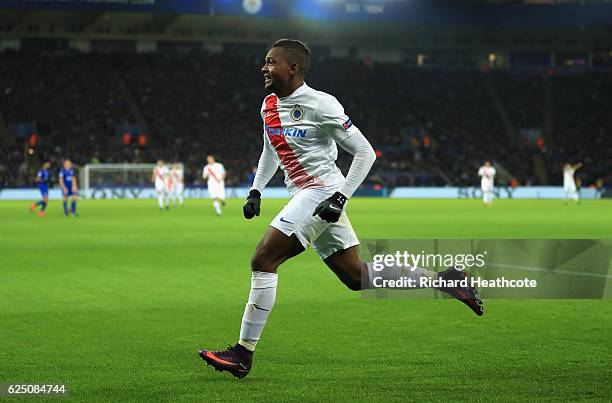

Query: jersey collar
left=277, top=82, right=308, bottom=101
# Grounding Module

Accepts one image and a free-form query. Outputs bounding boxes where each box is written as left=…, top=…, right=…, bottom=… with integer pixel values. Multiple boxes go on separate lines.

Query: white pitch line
left=486, top=262, right=612, bottom=280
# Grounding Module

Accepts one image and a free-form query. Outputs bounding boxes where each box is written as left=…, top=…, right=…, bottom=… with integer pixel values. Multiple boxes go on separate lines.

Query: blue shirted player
left=31, top=162, right=51, bottom=217
left=59, top=159, right=78, bottom=217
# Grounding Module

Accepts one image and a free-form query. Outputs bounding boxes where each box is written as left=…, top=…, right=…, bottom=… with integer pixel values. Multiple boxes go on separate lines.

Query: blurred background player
left=30, top=161, right=50, bottom=217
left=152, top=160, right=169, bottom=210
left=563, top=162, right=582, bottom=204
left=59, top=159, right=78, bottom=217
left=478, top=161, right=496, bottom=206
left=247, top=166, right=257, bottom=188
left=202, top=155, right=226, bottom=216
left=170, top=163, right=185, bottom=207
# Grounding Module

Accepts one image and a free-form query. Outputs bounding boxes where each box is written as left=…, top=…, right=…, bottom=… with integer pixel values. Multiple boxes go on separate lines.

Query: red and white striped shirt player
left=197, top=39, right=484, bottom=379
left=202, top=155, right=226, bottom=215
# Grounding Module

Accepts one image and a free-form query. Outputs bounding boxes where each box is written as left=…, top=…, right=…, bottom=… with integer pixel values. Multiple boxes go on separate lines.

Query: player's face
left=64, top=160, right=72, bottom=169
left=262, top=47, right=293, bottom=93
left=43, top=162, right=50, bottom=169
left=207, top=156, right=214, bottom=165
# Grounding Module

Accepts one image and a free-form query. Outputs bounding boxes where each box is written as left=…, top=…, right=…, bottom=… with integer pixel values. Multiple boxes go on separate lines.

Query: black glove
left=243, top=189, right=261, bottom=219
left=312, top=192, right=347, bottom=223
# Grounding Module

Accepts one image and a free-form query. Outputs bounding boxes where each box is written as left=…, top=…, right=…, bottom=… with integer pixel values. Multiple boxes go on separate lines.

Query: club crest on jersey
left=290, top=105, right=304, bottom=122
left=342, top=118, right=353, bottom=130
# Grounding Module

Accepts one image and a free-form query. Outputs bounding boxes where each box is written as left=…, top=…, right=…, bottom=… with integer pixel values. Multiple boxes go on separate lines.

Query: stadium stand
left=0, top=49, right=609, bottom=189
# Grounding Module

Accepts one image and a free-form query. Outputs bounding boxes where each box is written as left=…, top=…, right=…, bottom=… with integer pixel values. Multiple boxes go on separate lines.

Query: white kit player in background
left=202, top=155, right=226, bottom=216
left=152, top=160, right=170, bottom=210
left=478, top=161, right=496, bottom=206
left=170, top=163, right=185, bottom=207
left=563, top=162, right=582, bottom=204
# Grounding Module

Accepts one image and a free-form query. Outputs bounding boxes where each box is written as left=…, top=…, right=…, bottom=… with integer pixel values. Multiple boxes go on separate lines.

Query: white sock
left=213, top=200, right=221, bottom=215
left=238, top=271, right=278, bottom=351
left=178, top=194, right=184, bottom=205
left=157, top=194, right=164, bottom=209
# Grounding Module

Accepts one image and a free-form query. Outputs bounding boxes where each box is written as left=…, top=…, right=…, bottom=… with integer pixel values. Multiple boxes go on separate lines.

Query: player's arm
left=313, top=96, right=376, bottom=223
left=72, top=175, right=78, bottom=192
left=220, top=165, right=226, bottom=181
left=574, top=163, right=583, bottom=170
left=35, top=172, right=41, bottom=183
left=151, top=170, right=155, bottom=183
left=59, top=173, right=67, bottom=192
left=202, top=167, right=208, bottom=180
left=243, top=132, right=279, bottom=219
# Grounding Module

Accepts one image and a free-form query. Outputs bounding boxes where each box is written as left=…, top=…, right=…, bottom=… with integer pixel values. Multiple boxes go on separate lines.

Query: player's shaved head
left=271, top=39, right=310, bottom=77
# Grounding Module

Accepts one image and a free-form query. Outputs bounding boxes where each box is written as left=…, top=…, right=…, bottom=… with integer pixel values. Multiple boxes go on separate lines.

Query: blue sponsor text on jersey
left=265, top=124, right=307, bottom=138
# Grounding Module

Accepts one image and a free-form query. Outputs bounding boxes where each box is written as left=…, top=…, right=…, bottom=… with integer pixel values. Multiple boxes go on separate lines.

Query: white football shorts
left=564, top=182, right=577, bottom=193
left=270, top=185, right=359, bottom=260
left=208, top=182, right=225, bottom=200
left=155, top=181, right=168, bottom=193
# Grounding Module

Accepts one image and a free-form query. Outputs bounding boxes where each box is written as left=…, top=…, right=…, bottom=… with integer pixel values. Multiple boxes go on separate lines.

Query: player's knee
left=250, top=247, right=277, bottom=272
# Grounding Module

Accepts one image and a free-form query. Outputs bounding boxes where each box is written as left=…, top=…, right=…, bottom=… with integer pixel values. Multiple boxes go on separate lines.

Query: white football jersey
left=203, top=162, right=225, bottom=186
left=171, top=167, right=184, bottom=185
left=478, top=166, right=496, bottom=187
left=154, top=165, right=169, bottom=187
left=563, top=167, right=576, bottom=186
left=260, top=83, right=359, bottom=196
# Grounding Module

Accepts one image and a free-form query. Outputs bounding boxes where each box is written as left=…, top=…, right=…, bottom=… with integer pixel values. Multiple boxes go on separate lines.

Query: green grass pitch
left=1, top=198, right=611, bottom=402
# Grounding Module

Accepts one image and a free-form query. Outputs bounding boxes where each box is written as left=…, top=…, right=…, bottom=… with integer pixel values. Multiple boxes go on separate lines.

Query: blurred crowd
left=0, top=49, right=609, bottom=189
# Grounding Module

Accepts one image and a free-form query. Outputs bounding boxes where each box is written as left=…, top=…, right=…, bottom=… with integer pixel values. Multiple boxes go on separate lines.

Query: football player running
left=198, top=39, right=483, bottom=379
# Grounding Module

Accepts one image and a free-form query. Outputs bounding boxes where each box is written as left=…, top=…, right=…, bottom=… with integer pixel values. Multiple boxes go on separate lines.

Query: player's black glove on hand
left=312, top=192, right=347, bottom=223
left=243, top=189, right=261, bottom=219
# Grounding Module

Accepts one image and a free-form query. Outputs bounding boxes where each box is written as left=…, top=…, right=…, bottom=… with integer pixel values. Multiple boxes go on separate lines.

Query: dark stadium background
left=0, top=0, right=610, bottom=194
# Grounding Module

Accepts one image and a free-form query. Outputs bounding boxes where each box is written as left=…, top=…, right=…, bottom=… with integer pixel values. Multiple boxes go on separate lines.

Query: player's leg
left=572, top=183, right=579, bottom=203
left=323, top=245, right=434, bottom=290
left=71, top=194, right=78, bottom=216
left=199, top=189, right=331, bottom=378
left=32, top=189, right=45, bottom=212
left=62, top=192, right=69, bottom=216
left=212, top=197, right=222, bottom=215
left=37, top=194, right=48, bottom=217
left=177, top=186, right=184, bottom=206
left=156, top=189, right=164, bottom=209
left=199, top=227, right=304, bottom=378
left=239, top=227, right=304, bottom=347
left=317, top=214, right=483, bottom=315
left=324, top=245, right=483, bottom=315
